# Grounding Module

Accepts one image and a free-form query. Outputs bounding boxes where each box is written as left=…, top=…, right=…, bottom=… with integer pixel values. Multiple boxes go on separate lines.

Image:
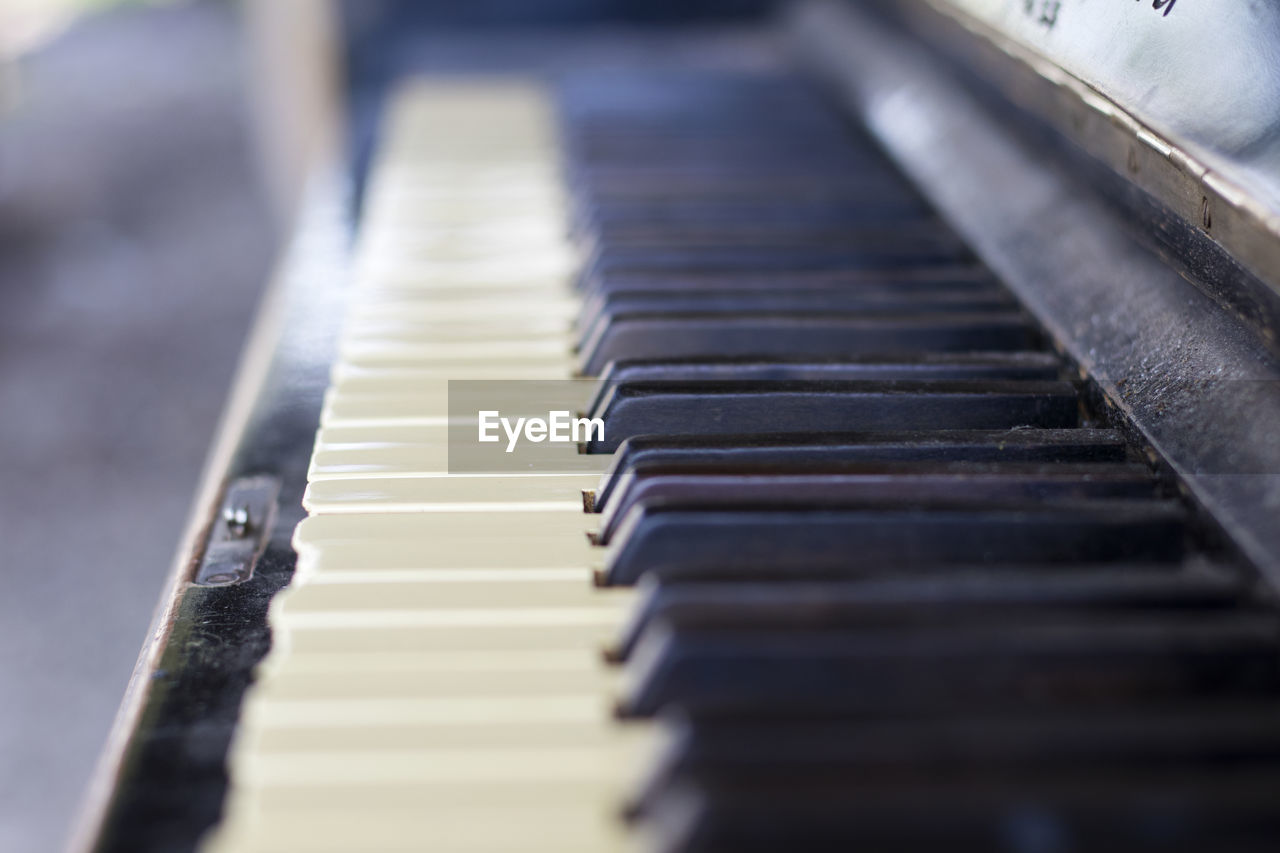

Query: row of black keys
left=556, top=74, right=1279, bottom=852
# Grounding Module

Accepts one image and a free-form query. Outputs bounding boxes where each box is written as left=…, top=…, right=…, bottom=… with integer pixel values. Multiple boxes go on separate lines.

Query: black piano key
left=574, top=199, right=936, bottom=232
left=588, top=354, right=1061, bottom=410
left=590, top=429, right=1129, bottom=512
left=578, top=282, right=1011, bottom=322
left=580, top=245, right=972, bottom=280
left=633, top=715, right=1280, bottom=851
left=638, top=770, right=1280, bottom=853
left=576, top=222, right=963, bottom=252
left=619, top=611, right=1280, bottom=718
left=576, top=268, right=1004, bottom=323
left=568, top=154, right=892, bottom=181
left=610, top=565, right=1243, bottom=662
left=637, top=707, right=1280, bottom=808
left=578, top=315, right=1038, bottom=375
left=586, top=380, right=1078, bottom=452
left=581, top=267, right=997, bottom=297
left=600, top=500, right=1186, bottom=586
left=593, top=462, right=1158, bottom=546
left=561, top=75, right=841, bottom=109
left=564, top=121, right=872, bottom=144
left=575, top=179, right=929, bottom=207
left=561, top=69, right=1280, bottom=853
left=565, top=167, right=911, bottom=198
left=575, top=291, right=1016, bottom=350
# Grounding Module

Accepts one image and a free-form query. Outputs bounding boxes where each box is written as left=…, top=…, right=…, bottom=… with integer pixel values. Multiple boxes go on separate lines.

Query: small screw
left=223, top=503, right=251, bottom=537
left=1201, top=196, right=1212, bottom=229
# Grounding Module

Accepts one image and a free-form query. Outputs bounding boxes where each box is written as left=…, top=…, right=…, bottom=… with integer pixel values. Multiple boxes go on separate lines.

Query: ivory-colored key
left=350, top=295, right=579, bottom=322
left=334, top=351, right=578, bottom=376
left=303, top=475, right=597, bottom=512
left=329, top=363, right=579, bottom=386
left=343, top=314, right=574, bottom=339
left=276, top=577, right=627, bottom=615
left=293, top=511, right=598, bottom=569
left=328, top=367, right=590, bottom=395
left=339, top=336, right=574, bottom=363
left=320, top=381, right=596, bottom=427
left=207, top=79, right=638, bottom=853
left=208, top=804, right=631, bottom=853
left=242, top=715, right=640, bottom=755
left=308, top=425, right=609, bottom=479
left=275, top=623, right=622, bottom=659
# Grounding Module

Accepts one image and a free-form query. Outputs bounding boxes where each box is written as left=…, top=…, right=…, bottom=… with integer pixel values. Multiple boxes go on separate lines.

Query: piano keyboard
left=206, top=72, right=1280, bottom=852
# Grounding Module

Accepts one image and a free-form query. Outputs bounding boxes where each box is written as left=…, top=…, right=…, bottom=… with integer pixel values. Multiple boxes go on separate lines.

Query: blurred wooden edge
left=36, top=4, right=342, bottom=848
left=65, top=166, right=347, bottom=853
left=243, top=0, right=345, bottom=229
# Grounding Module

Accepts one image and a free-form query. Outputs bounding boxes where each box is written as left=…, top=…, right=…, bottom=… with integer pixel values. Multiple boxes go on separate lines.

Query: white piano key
left=254, top=666, right=624, bottom=703
left=329, top=362, right=577, bottom=384
left=207, top=803, right=631, bottom=853
left=343, top=319, right=574, bottom=344
left=303, top=475, right=596, bottom=513
left=308, top=425, right=608, bottom=479
left=276, top=623, right=619, bottom=657
left=242, top=716, right=639, bottom=754
left=327, top=368, right=591, bottom=396
left=338, top=336, right=573, bottom=363
left=210, top=78, right=637, bottom=853
left=276, top=577, right=626, bottom=614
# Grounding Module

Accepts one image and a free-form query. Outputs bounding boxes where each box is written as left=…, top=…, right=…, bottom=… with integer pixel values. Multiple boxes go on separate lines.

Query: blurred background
left=0, top=2, right=276, bottom=850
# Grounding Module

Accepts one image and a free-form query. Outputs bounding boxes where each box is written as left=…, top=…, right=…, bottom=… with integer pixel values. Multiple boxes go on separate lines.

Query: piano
left=76, top=1, right=1280, bottom=850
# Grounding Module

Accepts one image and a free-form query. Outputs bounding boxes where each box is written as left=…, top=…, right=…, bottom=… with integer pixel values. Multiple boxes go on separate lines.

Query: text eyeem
left=477, top=410, right=604, bottom=452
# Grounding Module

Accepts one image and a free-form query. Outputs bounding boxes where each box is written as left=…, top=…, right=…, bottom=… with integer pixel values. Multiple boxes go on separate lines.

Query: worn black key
left=578, top=283, right=1011, bottom=325
left=637, top=707, right=1280, bottom=810
left=584, top=216, right=950, bottom=247
left=569, top=158, right=894, bottom=186
left=638, top=768, right=1280, bottom=853
left=590, top=429, right=1129, bottom=511
left=587, top=354, right=1061, bottom=410
left=566, top=170, right=913, bottom=206
left=586, top=380, right=1078, bottom=452
left=620, top=610, right=1280, bottom=717
left=592, top=461, right=1158, bottom=546
left=577, top=223, right=964, bottom=251
left=580, top=267, right=996, bottom=297
left=598, top=559, right=1214, bottom=589
left=585, top=352, right=1062, bottom=416
left=571, top=174, right=913, bottom=203
left=575, top=199, right=936, bottom=232
left=578, top=314, right=1037, bottom=375
left=576, top=267, right=1005, bottom=327
left=561, top=68, right=1280, bottom=853
left=600, top=499, right=1185, bottom=585
left=581, top=244, right=973, bottom=280
left=610, top=565, right=1243, bottom=661
left=575, top=291, right=1015, bottom=350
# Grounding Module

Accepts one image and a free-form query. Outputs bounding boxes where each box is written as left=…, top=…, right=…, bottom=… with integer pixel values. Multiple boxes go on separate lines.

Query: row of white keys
left=206, top=81, right=645, bottom=853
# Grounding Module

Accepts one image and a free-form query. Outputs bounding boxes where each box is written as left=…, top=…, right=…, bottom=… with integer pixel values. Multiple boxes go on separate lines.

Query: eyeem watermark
left=448, top=380, right=607, bottom=472
left=478, top=410, right=604, bottom=452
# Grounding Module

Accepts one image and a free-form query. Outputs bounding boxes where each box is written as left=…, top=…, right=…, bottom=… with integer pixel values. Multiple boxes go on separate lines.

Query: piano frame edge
left=789, top=0, right=1280, bottom=591
left=70, top=171, right=353, bottom=853
left=794, top=0, right=1280, bottom=356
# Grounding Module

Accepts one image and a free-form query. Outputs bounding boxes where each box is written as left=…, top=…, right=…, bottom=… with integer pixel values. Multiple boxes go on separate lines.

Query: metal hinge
left=193, top=475, right=280, bottom=587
